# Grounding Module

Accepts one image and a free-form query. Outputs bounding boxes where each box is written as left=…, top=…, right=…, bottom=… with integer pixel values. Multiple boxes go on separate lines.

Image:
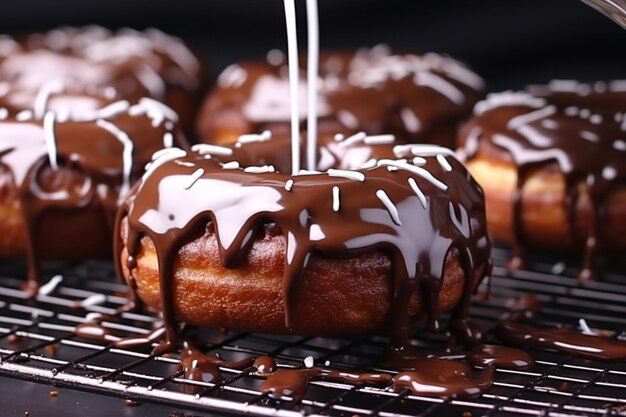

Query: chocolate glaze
left=118, top=145, right=491, bottom=347
left=0, top=85, right=183, bottom=287
left=496, top=321, right=626, bottom=361
left=460, top=83, right=626, bottom=279
left=466, top=344, right=534, bottom=370
left=198, top=46, right=484, bottom=148
left=0, top=26, right=201, bottom=122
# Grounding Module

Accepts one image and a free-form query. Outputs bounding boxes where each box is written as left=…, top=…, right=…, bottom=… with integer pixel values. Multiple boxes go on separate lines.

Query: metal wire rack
left=0, top=247, right=624, bottom=417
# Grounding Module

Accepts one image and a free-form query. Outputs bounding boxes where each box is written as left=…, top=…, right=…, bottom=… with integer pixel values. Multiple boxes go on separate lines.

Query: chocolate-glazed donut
left=458, top=81, right=626, bottom=279
left=0, top=83, right=185, bottom=287
left=0, top=26, right=203, bottom=128
left=116, top=143, right=491, bottom=346
left=197, top=46, right=484, bottom=149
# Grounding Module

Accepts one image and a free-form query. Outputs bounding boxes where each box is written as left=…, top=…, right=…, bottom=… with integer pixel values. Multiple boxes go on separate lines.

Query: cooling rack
left=0, top=247, right=624, bottom=417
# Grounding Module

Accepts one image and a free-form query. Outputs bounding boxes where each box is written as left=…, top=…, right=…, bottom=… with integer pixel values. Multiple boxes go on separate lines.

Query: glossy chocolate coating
left=0, top=26, right=202, bottom=127
left=118, top=144, right=491, bottom=347
left=0, top=84, right=184, bottom=286
left=197, top=46, right=484, bottom=148
left=459, top=82, right=626, bottom=279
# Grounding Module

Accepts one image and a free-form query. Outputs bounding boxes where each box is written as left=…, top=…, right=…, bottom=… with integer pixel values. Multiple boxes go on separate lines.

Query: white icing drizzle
left=306, top=0, right=320, bottom=171
left=376, top=189, right=401, bottom=226
left=407, top=178, right=428, bottom=209
left=33, top=80, right=66, bottom=119
left=364, top=134, right=395, bottom=145
left=296, top=169, right=323, bottom=175
left=449, top=202, right=470, bottom=238
left=184, top=168, right=205, bottom=190
left=135, top=65, right=166, bottom=97
left=88, top=100, right=130, bottom=120
left=96, top=119, right=134, bottom=198
left=283, top=0, right=301, bottom=175
left=38, top=275, right=63, bottom=296
left=507, top=105, right=557, bottom=130
left=266, top=49, right=285, bottom=66
left=474, top=91, right=546, bottom=116
left=191, top=143, right=234, bottom=157
left=376, top=159, right=448, bottom=191
left=414, top=71, right=465, bottom=104
left=332, top=185, right=340, bottom=212
left=337, top=131, right=367, bottom=148
left=129, top=97, right=179, bottom=127
left=327, top=169, right=366, bottom=182
left=43, top=111, right=59, bottom=170
left=143, top=148, right=187, bottom=181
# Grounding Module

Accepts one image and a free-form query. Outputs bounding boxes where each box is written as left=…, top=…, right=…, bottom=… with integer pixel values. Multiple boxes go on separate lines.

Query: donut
left=0, top=82, right=185, bottom=287
left=115, top=142, right=491, bottom=346
left=0, top=26, right=203, bottom=128
left=457, top=82, right=626, bottom=279
left=197, top=46, right=484, bottom=149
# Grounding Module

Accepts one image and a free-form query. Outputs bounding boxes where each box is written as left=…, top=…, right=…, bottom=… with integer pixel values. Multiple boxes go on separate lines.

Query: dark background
left=0, top=0, right=625, bottom=91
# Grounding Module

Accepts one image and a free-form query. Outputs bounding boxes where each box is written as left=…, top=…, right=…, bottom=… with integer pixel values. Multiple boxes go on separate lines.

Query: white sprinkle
left=334, top=133, right=345, bottom=142
left=412, top=157, right=427, bottom=166
left=324, top=360, right=331, bottom=366
left=579, top=108, right=591, bottom=119
left=80, top=294, right=107, bottom=307
left=337, top=131, right=367, bottom=148
left=296, top=169, right=322, bottom=175
left=244, top=165, right=276, bottom=173
left=393, top=144, right=456, bottom=158
left=222, top=161, right=240, bottom=170
left=16, top=110, right=34, bottom=121
left=610, top=80, right=626, bottom=92
left=184, top=168, right=205, bottom=190
left=603, top=166, right=617, bottom=180
left=38, top=275, right=63, bottom=296
left=400, top=107, right=421, bottom=133
left=361, top=158, right=377, bottom=169
left=327, top=169, right=365, bottom=182
left=85, top=312, right=103, bottom=322
left=266, top=49, right=285, bottom=66
left=364, top=134, right=395, bottom=145
left=551, top=262, right=566, bottom=275
left=387, top=166, right=398, bottom=172
left=0, top=108, right=7, bottom=119
left=191, top=143, right=234, bottom=156
left=337, top=110, right=359, bottom=129
left=613, top=140, right=626, bottom=151
left=580, top=131, right=599, bottom=142
left=33, top=80, right=65, bottom=119
left=96, top=119, right=134, bottom=198
left=237, top=130, right=272, bottom=144
left=436, top=154, right=453, bottom=172
left=590, top=114, right=602, bottom=125
left=218, top=64, right=248, bottom=88
left=43, top=112, right=59, bottom=170
left=408, top=178, right=428, bottom=209
left=304, top=356, right=314, bottom=368
left=507, top=106, right=557, bottom=130
left=192, top=359, right=199, bottom=369
left=579, top=318, right=596, bottom=335
left=332, top=186, right=340, bottom=212
left=135, top=65, right=166, bottom=97
left=376, top=189, right=401, bottom=225
left=163, top=132, right=174, bottom=147
left=284, top=179, right=294, bottom=191
left=564, top=106, right=579, bottom=116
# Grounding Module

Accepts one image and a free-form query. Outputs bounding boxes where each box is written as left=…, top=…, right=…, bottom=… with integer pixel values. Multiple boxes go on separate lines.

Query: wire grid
left=0, top=248, right=624, bottom=417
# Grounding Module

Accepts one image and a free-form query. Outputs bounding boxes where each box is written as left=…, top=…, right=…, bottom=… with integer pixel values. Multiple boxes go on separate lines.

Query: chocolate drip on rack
left=120, top=145, right=491, bottom=348
left=461, top=84, right=626, bottom=279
